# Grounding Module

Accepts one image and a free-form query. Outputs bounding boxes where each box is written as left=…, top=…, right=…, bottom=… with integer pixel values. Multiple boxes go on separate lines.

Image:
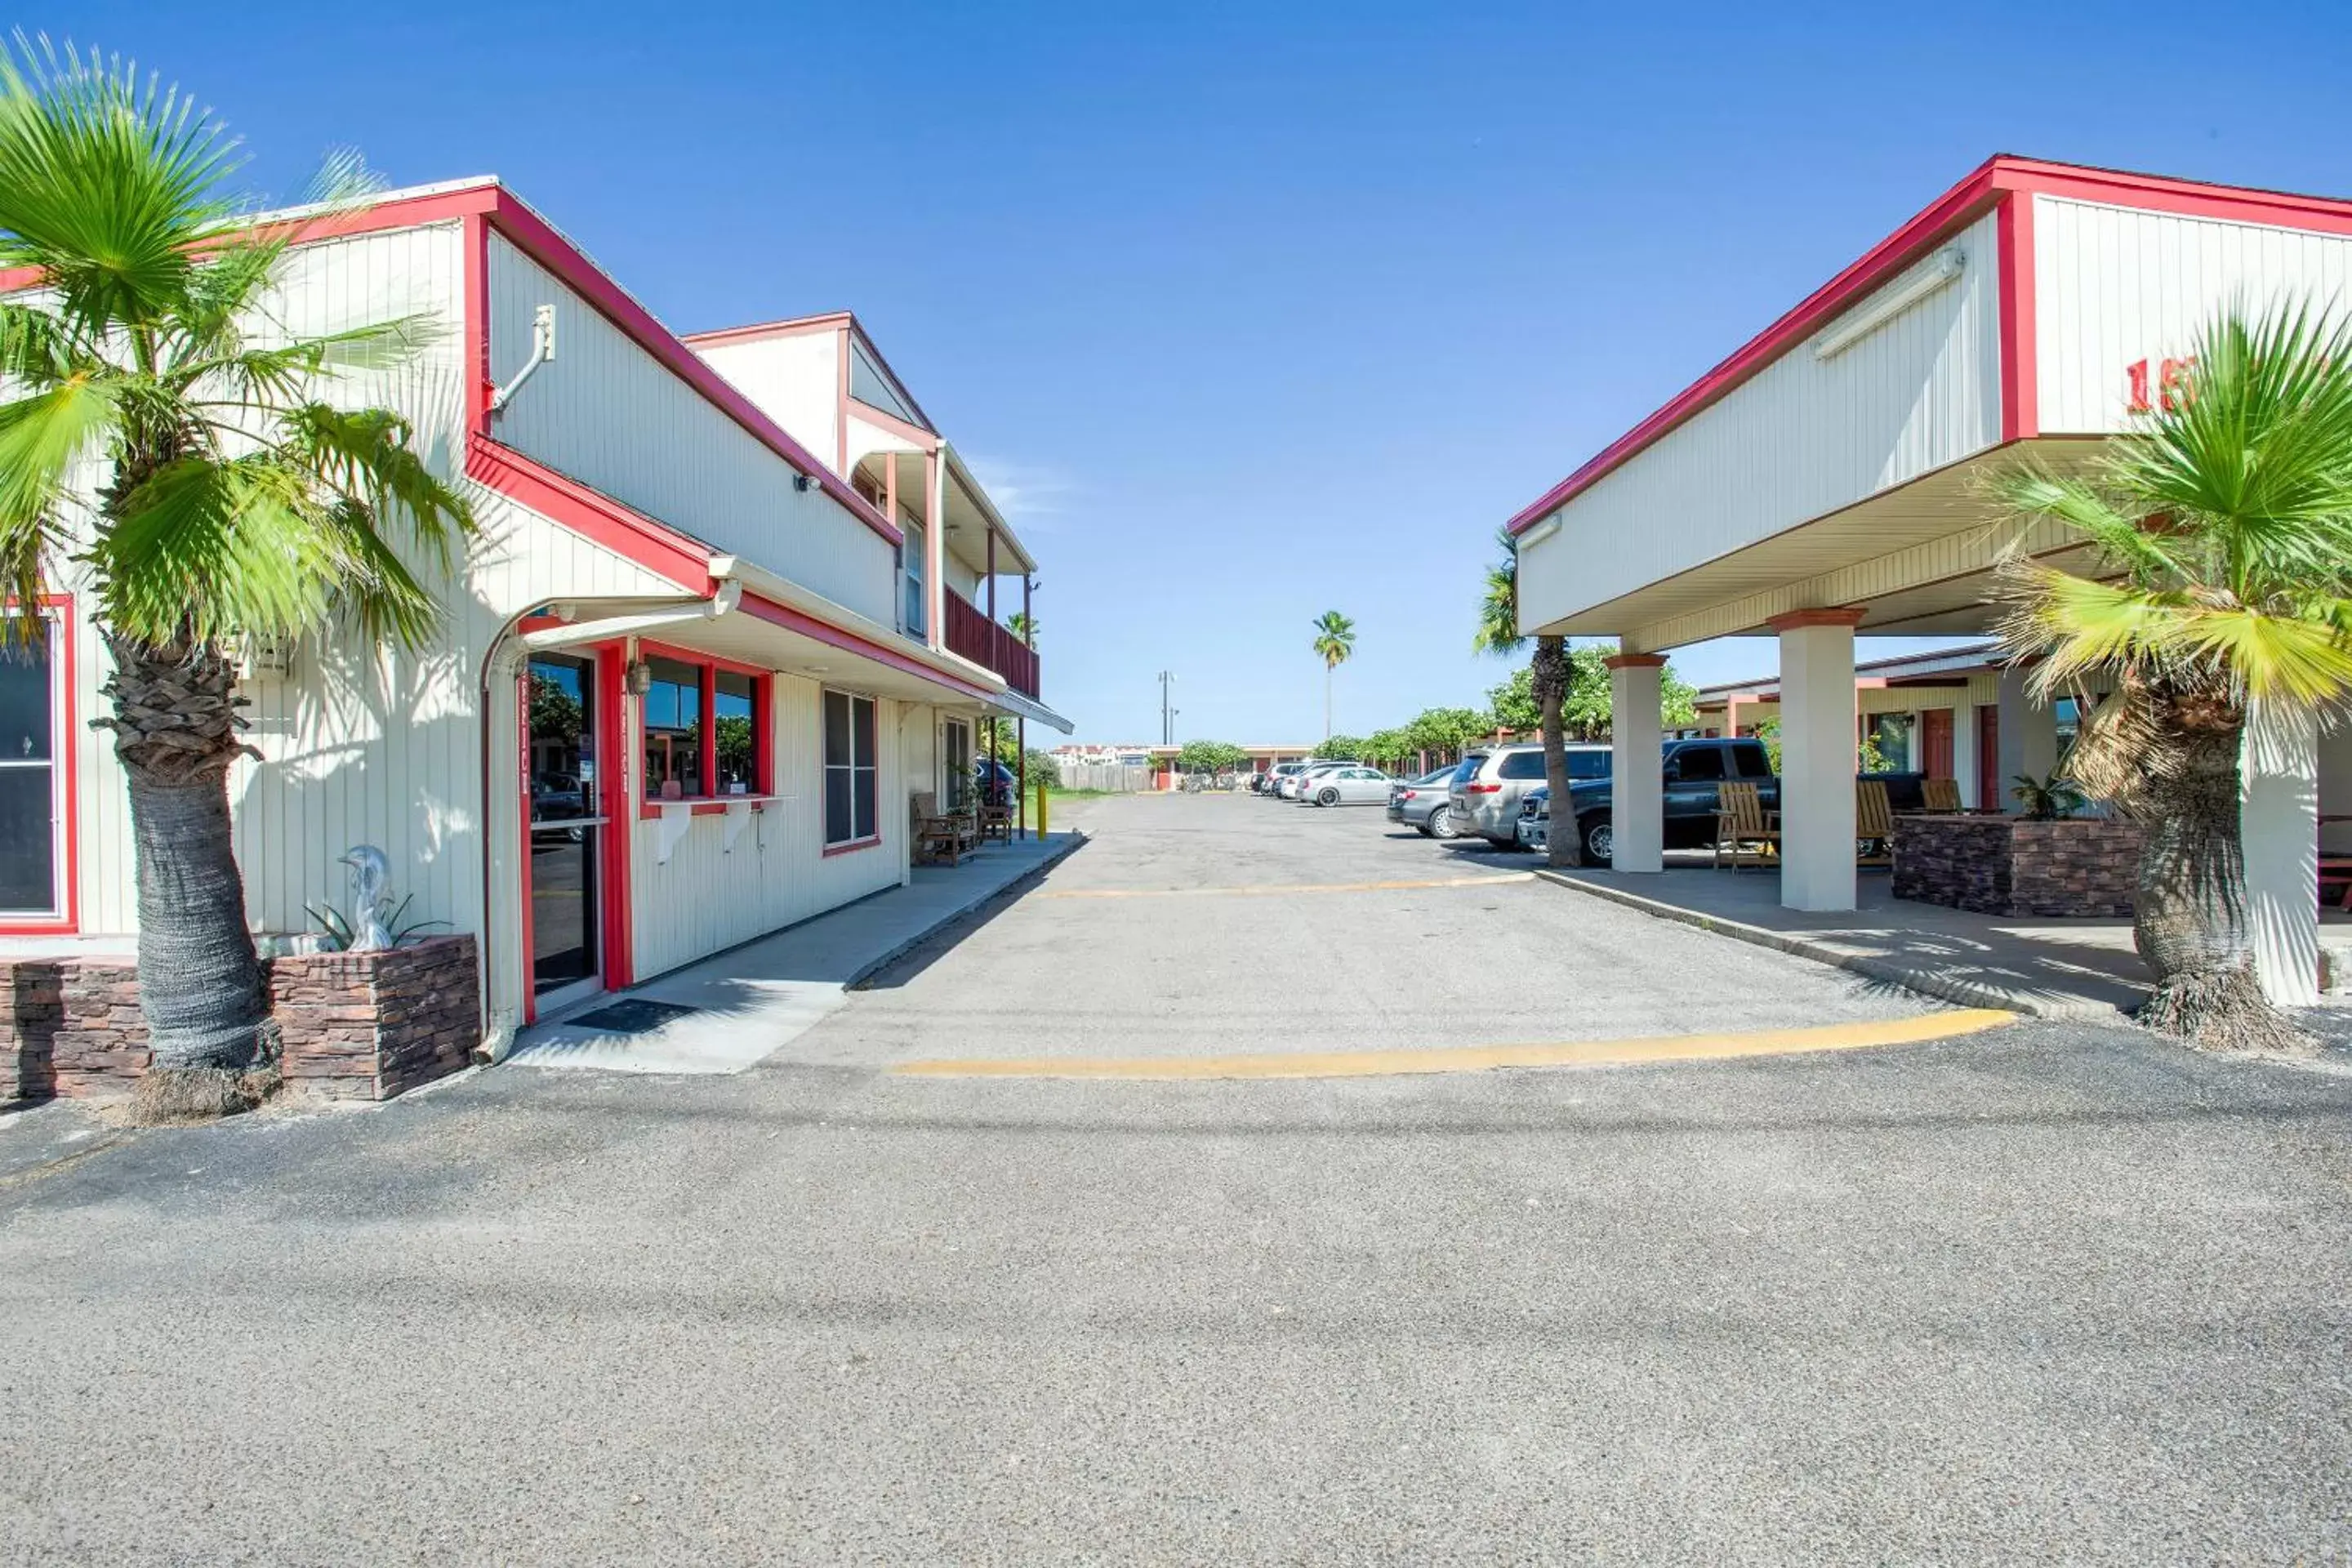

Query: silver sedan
left=1386, top=767, right=1464, bottom=836
left=1304, top=765, right=1394, bottom=806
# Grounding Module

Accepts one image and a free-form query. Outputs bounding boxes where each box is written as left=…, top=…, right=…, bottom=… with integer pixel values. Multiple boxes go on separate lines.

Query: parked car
left=1539, top=737, right=1928, bottom=866
left=1279, top=762, right=1348, bottom=800
left=1264, top=762, right=1313, bottom=796
left=1447, top=742, right=1612, bottom=849
left=1386, top=767, right=1465, bottom=836
left=1306, top=765, right=1393, bottom=806
left=973, top=758, right=1018, bottom=808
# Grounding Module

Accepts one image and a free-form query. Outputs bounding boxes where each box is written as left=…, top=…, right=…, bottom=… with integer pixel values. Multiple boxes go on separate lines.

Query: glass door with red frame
left=527, top=653, right=604, bottom=1011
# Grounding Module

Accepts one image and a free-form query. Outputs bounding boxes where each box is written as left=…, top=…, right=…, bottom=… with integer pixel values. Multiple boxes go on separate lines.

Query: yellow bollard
left=1035, top=779, right=1049, bottom=840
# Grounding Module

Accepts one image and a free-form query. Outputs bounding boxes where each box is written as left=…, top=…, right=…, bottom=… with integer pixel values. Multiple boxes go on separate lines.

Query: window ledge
left=637, top=794, right=787, bottom=821
left=822, top=835, right=883, bottom=858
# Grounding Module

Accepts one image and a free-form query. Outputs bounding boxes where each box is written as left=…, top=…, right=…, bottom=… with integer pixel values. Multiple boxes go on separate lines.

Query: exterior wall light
left=1814, top=247, right=1966, bottom=361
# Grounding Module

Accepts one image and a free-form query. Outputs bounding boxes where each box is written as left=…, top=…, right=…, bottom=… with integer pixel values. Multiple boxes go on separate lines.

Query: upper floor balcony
left=943, top=587, right=1039, bottom=698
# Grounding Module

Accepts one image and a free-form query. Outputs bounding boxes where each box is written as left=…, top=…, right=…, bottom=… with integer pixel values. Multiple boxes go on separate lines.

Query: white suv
left=1447, top=743, right=1608, bottom=849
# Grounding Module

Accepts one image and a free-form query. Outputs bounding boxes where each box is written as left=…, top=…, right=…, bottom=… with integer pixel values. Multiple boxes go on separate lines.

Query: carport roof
left=1504, top=155, right=2352, bottom=537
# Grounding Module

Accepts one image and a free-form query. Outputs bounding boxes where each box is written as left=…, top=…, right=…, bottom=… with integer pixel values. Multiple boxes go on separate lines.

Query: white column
left=1773, top=611, right=1862, bottom=911
left=2243, top=698, right=2319, bottom=1006
left=1996, top=667, right=2058, bottom=813
left=1607, top=654, right=1665, bottom=873
left=924, top=448, right=947, bottom=652
left=1953, top=703, right=1983, bottom=809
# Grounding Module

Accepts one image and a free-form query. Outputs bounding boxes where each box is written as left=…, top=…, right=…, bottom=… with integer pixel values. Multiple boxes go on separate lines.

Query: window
left=902, top=522, right=926, bottom=638
left=0, top=615, right=61, bottom=918
left=1671, top=746, right=1726, bottom=782
left=1498, top=750, right=1547, bottom=781
left=642, top=656, right=703, bottom=800
left=942, top=719, right=972, bottom=811
left=1564, top=751, right=1611, bottom=781
left=824, top=691, right=879, bottom=846
left=715, top=670, right=756, bottom=794
left=638, top=649, right=769, bottom=807
left=1733, top=742, right=1775, bottom=779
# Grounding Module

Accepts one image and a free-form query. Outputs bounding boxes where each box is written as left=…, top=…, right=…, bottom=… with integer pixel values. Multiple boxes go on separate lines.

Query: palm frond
left=0, top=375, right=114, bottom=610
left=0, top=33, right=242, bottom=334
left=279, top=403, right=474, bottom=648
left=1992, top=468, right=2186, bottom=586
left=91, top=453, right=341, bottom=644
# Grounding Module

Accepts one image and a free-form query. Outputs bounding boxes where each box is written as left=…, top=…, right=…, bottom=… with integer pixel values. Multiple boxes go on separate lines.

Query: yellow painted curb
left=1037, top=871, right=1535, bottom=901
left=891, top=1009, right=2018, bottom=1080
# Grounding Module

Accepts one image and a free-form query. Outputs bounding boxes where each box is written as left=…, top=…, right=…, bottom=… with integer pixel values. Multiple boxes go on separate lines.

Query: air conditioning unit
left=235, top=630, right=296, bottom=680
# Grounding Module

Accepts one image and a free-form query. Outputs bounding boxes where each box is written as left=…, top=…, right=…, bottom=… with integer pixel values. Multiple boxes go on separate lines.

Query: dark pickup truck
left=1518, top=738, right=1925, bottom=865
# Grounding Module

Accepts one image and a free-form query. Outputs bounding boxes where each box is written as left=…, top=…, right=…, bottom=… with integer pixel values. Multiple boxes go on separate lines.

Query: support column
left=2243, top=698, right=2319, bottom=1005
left=1606, top=653, right=1666, bottom=873
left=1995, top=666, right=2057, bottom=813
left=1771, top=609, right=1865, bottom=911
left=924, top=450, right=947, bottom=652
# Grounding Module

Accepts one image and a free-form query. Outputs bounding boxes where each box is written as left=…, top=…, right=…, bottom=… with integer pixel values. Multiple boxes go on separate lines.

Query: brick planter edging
left=1892, top=814, right=2142, bottom=919
left=2, top=934, right=480, bottom=1104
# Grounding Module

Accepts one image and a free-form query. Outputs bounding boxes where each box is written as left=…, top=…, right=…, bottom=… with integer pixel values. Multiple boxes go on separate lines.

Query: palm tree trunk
left=1325, top=664, right=1333, bottom=742
left=2131, top=688, right=2301, bottom=1050
left=95, top=631, right=274, bottom=1120
left=1533, top=637, right=1578, bottom=868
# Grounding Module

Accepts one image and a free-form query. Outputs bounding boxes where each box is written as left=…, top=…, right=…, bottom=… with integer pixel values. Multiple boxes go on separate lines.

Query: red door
left=1921, top=708, right=1954, bottom=779
left=1975, top=704, right=1999, bottom=810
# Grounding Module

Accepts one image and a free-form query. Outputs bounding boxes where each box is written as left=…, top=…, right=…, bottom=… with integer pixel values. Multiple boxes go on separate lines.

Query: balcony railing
left=943, top=587, right=1040, bottom=698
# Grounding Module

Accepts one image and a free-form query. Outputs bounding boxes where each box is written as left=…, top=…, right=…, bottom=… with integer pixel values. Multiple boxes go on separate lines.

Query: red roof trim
left=475, top=192, right=902, bottom=548
left=466, top=434, right=715, bottom=591
left=736, top=590, right=995, bottom=702
left=1, top=180, right=903, bottom=550
left=1506, top=155, right=2352, bottom=533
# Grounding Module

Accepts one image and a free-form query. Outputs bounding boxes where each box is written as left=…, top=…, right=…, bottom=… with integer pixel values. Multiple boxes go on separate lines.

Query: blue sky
left=60, top=0, right=2352, bottom=744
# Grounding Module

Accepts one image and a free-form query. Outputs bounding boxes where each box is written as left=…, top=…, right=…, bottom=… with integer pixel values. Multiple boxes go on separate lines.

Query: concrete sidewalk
left=1538, top=856, right=2352, bottom=1018
left=509, top=831, right=1085, bottom=1073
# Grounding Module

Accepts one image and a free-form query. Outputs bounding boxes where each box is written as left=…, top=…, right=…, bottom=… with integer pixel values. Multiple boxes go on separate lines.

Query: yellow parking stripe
left=1037, top=872, right=1535, bottom=900
left=892, top=1009, right=2016, bottom=1080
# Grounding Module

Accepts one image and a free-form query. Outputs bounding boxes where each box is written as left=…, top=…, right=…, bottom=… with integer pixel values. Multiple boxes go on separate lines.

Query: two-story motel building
left=9, top=178, right=1068, bottom=1041
left=1508, top=156, right=2352, bottom=1005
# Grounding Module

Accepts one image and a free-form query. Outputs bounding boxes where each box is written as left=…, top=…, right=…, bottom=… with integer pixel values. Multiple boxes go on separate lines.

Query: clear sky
left=58, top=0, right=2352, bottom=745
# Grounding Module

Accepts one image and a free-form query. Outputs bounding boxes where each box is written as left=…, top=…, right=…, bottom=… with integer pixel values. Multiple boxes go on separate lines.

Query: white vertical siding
left=692, top=332, right=844, bottom=474
left=627, top=681, right=912, bottom=981
left=1519, top=209, right=2003, bottom=630
left=488, top=238, right=896, bottom=621
left=2034, top=194, right=2352, bottom=434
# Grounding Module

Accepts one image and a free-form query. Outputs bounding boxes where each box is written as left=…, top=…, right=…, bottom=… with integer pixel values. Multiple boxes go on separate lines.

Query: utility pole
left=1158, top=670, right=1176, bottom=746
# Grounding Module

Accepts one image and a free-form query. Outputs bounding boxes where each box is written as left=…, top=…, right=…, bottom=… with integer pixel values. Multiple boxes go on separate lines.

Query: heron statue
left=337, top=845, right=396, bottom=952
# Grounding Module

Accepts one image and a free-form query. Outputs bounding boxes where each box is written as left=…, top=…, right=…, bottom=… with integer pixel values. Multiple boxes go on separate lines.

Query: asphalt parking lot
left=3, top=792, right=2350, bottom=1564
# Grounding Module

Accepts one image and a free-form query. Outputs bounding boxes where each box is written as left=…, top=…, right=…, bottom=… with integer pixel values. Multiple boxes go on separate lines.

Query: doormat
left=570, top=998, right=702, bottom=1033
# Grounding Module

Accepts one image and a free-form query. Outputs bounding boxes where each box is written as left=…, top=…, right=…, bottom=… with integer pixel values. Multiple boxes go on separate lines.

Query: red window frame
left=635, top=639, right=774, bottom=819
left=0, top=595, right=77, bottom=937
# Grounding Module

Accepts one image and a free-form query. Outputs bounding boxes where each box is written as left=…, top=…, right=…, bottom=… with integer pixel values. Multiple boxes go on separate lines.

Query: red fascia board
left=1504, top=154, right=2352, bottom=533
left=735, top=590, right=996, bottom=703
left=466, top=434, right=715, bottom=591
left=474, top=194, right=902, bottom=548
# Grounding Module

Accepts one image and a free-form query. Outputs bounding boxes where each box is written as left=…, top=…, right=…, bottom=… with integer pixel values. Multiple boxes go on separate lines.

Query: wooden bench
left=1857, top=779, right=1895, bottom=867
left=911, top=791, right=980, bottom=866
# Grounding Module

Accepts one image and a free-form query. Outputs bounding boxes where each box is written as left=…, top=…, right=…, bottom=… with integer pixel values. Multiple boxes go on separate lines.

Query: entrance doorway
left=527, top=653, right=604, bottom=1013
left=1920, top=707, right=1954, bottom=781
left=942, top=718, right=972, bottom=811
left=1976, top=704, right=2000, bottom=812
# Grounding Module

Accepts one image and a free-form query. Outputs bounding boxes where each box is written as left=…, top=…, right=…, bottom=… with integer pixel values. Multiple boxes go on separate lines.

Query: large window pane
left=0, top=768, right=53, bottom=912
left=715, top=670, right=756, bottom=793
left=824, top=692, right=851, bottom=768
left=825, top=768, right=852, bottom=843
left=644, top=656, right=703, bottom=799
left=853, top=764, right=877, bottom=841
left=0, top=639, right=51, bottom=763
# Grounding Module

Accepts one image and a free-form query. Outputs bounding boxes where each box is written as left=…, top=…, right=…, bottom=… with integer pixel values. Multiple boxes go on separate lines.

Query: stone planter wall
left=1892, top=814, right=2142, bottom=918
left=1, top=934, right=479, bottom=1103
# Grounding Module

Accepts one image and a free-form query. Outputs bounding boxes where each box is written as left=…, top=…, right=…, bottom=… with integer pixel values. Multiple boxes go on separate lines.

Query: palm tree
left=1994, top=301, right=2352, bottom=1050
left=1473, top=528, right=1575, bottom=866
left=1310, top=609, right=1355, bottom=740
left=0, top=42, right=474, bottom=1120
left=1006, top=610, right=1036, bottom=646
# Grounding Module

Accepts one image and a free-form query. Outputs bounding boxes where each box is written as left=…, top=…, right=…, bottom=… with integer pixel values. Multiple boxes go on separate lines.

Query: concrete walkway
left=1539, top=855, right=2352, bottom=1018
left=509, top=831, right=1085, bottom=1073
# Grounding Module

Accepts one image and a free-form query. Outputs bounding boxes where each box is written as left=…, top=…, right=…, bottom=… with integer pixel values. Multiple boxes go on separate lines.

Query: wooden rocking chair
left=1920, top=777, right=1963, bottom=813
left=1856, top=779, right=1895, bottom=867
left=1713, top=780, right=1780, bottom=871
